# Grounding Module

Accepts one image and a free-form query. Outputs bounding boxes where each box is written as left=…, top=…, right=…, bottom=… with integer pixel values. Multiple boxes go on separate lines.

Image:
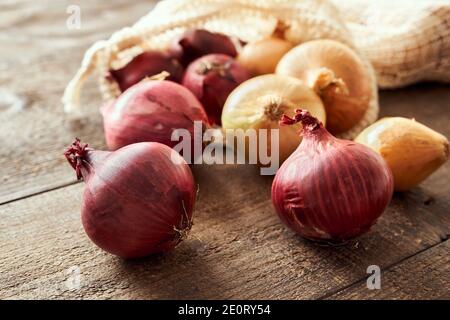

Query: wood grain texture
left=328, top=240, right=450, bottom=300
left=0, top=162, right=448, bottom=299
left=0, top=0, right=156, bottom=204
left=0, top=1, right=449, bottom=300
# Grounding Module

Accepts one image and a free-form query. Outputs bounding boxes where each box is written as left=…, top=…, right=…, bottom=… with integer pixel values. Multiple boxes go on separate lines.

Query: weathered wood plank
left=328, top=240, right=450, bottom=300
left=0, top=162, right=448, bottom=299
left=0, top=0, right=156, bottom=204
left=0, top=1, right=155, bottom=64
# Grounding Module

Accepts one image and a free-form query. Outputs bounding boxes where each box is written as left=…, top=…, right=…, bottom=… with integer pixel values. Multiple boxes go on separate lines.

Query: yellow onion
left=355, top=117, right=449, bottom=191
left=221, top=74, right=326, bottom=163
left=237, top=37, right=293, bottom=76
left=276, top=40, right=373, bottom=135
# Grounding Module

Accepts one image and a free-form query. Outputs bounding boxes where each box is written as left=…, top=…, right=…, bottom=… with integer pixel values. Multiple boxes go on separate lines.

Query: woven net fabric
left=62, top=0, right=449, bottom=138
left=334, top=0, right=450, bottom=88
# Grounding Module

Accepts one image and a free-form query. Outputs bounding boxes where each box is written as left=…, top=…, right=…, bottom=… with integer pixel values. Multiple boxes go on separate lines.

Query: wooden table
left=0, top=1, right=449, bottom=300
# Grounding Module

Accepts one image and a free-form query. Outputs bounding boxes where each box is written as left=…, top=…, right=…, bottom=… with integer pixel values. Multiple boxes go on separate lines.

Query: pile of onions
left=170, top=29, right=238, bottom=66
left=101, top=77, right=209, bottom=153
left=108, top=51, right=184, bottom=92
left=276, top=40, right=373, bottom=135
left=68, top=27, right=404, bottom=258
left=182, top=54, right=250, bottom=125
left=272, top=109, right=393, bottom=242
left=221, top=74, right=326, bottom=163
left=64, top=139, right=196, bottom=258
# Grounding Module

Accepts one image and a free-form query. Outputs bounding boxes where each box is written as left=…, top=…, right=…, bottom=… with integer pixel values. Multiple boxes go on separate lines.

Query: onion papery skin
left=221, top=74, right=326, bottom=164
left=170, top=29, right=238, bottom=66
left=272, top=110, right=393, bottom=243
left=65, top=140, right=196, bottom=258
left=237, top=37, right=293, bottom=76
left=276, top=40, right=373, bottom=135
left=108, top=51, right=184, bottom=92
left=355, top=117, right=450, bottom=191
left=182, top=54, right=250, bottom=126
left=102, top=80, right=209, bottom=152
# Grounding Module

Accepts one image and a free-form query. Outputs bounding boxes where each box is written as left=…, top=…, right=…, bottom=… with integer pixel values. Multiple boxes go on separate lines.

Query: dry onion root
left=276, top=39, right=374, bottom=135
left=355, top=117, right=449, bottom=191
left=221, top=74, right=326, bottom=163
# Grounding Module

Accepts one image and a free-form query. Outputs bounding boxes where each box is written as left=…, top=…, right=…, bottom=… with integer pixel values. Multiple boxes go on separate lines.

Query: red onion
left=272, top=109, right=393, bottom=243
left=107, top=51, right=184, bottom=92
left=182, top=54, right=250, bottom=125
left=170, top=29, right=238, bottom=66
left=64, top=139, right=196, bottom=258
left=101, top=78, right=209, bottom=153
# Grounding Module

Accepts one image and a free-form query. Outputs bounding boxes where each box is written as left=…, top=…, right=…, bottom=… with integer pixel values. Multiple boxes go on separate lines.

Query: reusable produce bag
left=63, top=0, right=449, bottom=139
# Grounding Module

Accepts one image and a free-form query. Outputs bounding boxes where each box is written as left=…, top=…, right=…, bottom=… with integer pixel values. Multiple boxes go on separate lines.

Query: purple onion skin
left=170, top=29, right=238, bottom=66
left=65, top=140, right=195, bottom=258
left=182, top=54, right=250, bottom=126
left=101, top=80, right=209, bottom=152
left=272, top=110, right=394, bottom=243
left=108, top=51, right=184, bottom=92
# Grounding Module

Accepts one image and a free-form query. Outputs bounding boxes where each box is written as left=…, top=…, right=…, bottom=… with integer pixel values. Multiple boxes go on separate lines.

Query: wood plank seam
left=317, top=238, right=449, bottom=300
left=0, top=181, right=80, bottom=207
left=1, top=178, right=449, bottom=298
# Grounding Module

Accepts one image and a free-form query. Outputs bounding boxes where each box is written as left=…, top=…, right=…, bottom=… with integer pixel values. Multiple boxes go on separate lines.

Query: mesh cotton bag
left=63, top=0, right=450, bottom=139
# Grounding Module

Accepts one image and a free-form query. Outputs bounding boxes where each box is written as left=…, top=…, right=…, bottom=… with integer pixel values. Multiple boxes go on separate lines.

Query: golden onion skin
left=355, top=117, right=449, bottom=191
left=237, top=37, right=294, bottom=76
left=222, top=74, right=326, bottom=164
left=276, top=40, right=372, bottom=135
